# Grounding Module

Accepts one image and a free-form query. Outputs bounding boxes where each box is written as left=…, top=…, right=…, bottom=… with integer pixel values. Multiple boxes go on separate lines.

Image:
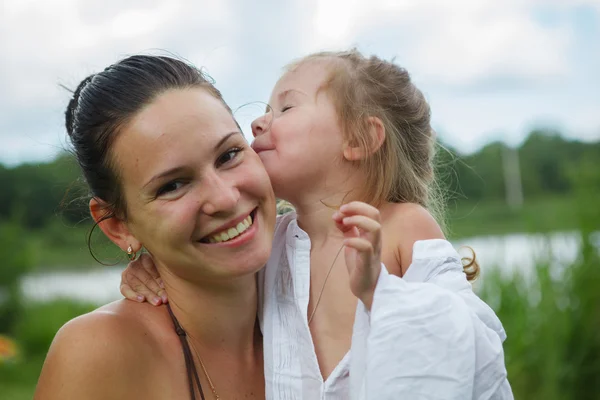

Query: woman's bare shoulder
left=34, top=300, right=171, bottom=400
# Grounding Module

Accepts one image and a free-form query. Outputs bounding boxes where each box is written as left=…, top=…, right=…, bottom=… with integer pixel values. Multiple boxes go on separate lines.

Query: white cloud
left=0, top=0, right=240, bottom=164
left=0, top=0, right=598, bottom=165
left=301, top=0, right=572, bottom=86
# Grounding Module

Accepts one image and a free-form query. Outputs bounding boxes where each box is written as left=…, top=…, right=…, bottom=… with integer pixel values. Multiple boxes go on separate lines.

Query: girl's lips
left=250, top=141, right=274, bottom=154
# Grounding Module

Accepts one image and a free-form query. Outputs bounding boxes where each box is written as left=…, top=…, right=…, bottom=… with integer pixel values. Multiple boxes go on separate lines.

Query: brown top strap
left=166, top=303, right=206, bottom=400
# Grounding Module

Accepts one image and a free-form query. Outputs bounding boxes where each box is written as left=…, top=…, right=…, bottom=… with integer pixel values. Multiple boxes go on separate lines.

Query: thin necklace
left=307, top=243, right=345, bottom=325
left=189, top=338, right=220, bottom=400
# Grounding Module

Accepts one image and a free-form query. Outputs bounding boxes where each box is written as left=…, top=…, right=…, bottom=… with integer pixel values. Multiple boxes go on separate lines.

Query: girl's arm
left=335, top=202, right=513, bottom=399
left=335, top=202, right=476, bottom=399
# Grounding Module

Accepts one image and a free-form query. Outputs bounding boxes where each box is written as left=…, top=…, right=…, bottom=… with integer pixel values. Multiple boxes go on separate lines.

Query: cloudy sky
left=1, top=0, right=599, bottom=166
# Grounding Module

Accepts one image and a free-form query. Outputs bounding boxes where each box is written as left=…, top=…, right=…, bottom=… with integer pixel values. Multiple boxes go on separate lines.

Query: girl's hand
left=333, top=201, right=382, bottom=310
left=120, top=254, right=167, bottom=306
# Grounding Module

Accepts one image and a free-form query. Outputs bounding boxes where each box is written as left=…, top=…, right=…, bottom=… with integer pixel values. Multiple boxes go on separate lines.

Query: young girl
left=121, top=49, right=512, bottom=399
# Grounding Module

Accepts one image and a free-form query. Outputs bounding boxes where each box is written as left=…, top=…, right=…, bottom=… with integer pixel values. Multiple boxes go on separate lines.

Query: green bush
left=478, top=157, right=600, bottom=399
left=0, top=220, right=33, bottom=333
left=0, top=299, right=96, bottom=400
left=479, top=233, right=600, bottom=399
left=14, top=299, right=95, bottom=357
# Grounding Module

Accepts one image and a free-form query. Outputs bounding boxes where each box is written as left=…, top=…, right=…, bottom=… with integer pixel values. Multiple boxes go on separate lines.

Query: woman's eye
left=217, top=148, right=242, bottom=167
left=281, top=105, right=293, bottom=112
left=156, top=181, right=185, bottom=197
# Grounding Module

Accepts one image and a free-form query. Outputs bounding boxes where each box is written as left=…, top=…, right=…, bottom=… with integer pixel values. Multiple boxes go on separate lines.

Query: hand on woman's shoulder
left=34, top=300, right=160, bottom=400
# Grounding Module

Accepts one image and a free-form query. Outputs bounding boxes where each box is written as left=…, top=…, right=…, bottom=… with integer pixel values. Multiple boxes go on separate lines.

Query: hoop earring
left=127, top=245, right=138, bottom=261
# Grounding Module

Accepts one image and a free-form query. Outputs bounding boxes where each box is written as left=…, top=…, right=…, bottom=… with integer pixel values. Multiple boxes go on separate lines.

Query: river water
left=20, top=230, right=599, bottom=304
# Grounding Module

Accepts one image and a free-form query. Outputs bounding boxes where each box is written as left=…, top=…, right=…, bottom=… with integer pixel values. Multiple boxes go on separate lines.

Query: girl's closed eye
left=281, top=105, right=293, bottom=113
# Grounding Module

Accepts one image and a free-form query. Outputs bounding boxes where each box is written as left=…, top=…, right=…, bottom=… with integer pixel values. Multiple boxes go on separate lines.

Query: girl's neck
left=159, top=269, right=260, bottom=357
left=285, top=165, right=369, bottom=245
left=294, top=199, right=341, bottom=246
left=291, top=190, right=358, bottom=246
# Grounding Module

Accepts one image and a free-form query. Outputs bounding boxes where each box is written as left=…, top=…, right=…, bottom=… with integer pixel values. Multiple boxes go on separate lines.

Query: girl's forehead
left=275, top=62, right=331, bottom=94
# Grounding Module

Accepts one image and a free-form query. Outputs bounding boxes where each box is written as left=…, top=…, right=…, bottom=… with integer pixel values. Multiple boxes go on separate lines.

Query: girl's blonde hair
left=287, top=49, right=480, bottom=281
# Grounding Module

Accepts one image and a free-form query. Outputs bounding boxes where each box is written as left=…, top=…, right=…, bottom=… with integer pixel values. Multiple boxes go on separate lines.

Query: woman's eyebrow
left=213, top=131, right=241, bottom=151
left=143, top=166, right=187, bottom=189
left=142, top=131, right=240, bottom=189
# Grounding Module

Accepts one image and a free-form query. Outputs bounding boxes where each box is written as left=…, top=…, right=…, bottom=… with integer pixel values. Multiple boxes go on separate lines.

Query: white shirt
left=259, top=212, right=513, bottom=399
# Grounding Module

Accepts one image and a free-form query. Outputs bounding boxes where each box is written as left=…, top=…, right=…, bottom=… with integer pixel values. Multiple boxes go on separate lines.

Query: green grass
left=0, top=356, right=45, bottom=400
left=477, top=234, right=600, bottom=398
left=446, top=195, right=580, bottom=239
left=0, top=300, right=96, bottom=399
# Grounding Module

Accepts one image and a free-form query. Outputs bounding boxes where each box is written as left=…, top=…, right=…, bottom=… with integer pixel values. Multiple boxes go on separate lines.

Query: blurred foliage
left=0, top=300, right=95, bottom=399
left=478, top=155, right=600, bottom=399
left=0, top=154, right=88, bottom=229
left=0, top=218, right=34, bottom=333
left=0, top=127, right=598, bottom=398
left=13, top=299, right=95, bottom=357
left=437, top=129, right=600, bottom=203
left=1, top=129, right=598, bottom=232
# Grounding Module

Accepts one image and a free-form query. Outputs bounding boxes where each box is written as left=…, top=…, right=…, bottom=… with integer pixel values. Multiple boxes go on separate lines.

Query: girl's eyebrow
left=266, top=89, right=307, bottom=113
left=278, top=89, right=306, bottom=103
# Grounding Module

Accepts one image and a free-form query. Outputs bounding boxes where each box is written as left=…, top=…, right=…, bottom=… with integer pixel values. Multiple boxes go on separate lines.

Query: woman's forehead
left=112, top=89, right=238, bottom=175
left=131, top=89, right=234, bottom=134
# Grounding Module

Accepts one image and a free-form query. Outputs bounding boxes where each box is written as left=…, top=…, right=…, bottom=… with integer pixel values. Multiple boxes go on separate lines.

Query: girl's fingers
left=332, top=211, right=344, bottom=222
left=119, top=282, right=145, bottom=303
left=139, top=254, right=161, bottom=280
left=334, top=214, right=351, bottom=232
left=339, top=202, right=381, bottom=221
left=343, top=237, right=374, bottom=253
left=122, top=269, right=164, bottom=305
left=341, top=215, right=381, bottom=233
left=334, top=212, right=359, bottom=234
left=137, top=256, right=168, bottom=302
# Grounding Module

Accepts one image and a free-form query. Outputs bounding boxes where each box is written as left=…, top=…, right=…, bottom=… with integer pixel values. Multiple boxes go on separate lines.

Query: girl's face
left=113, top=88, right=276, bottom=283
left=250, top=61, right=346, bottom=201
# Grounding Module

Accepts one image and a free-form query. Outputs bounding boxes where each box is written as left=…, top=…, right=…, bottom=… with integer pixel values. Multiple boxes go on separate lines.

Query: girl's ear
left=89, top=198, right=141, bottom=254
left=343, top=116, right=385, bottom=161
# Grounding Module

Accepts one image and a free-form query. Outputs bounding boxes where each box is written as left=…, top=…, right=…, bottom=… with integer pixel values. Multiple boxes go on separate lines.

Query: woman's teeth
left=208, top=214, right=253, bottom=243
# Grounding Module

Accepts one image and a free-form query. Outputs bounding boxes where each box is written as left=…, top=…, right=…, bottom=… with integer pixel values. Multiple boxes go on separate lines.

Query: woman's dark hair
left=65, top=55, right=230, bottom=261
left=66, top=55, right=229, bottom=219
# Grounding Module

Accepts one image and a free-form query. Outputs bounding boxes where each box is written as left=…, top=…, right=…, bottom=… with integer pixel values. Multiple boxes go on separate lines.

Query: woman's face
left=112, top=88, right=276, bottom=283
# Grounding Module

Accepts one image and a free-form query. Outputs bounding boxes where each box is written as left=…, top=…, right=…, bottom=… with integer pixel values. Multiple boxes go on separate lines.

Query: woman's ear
left=89, top=198, right=141, bottom=253
left=343, top=116, right=386, bottom=161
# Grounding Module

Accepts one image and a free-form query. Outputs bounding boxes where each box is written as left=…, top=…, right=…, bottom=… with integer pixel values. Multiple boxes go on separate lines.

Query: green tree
left=0, top=218, right=33, bottom=333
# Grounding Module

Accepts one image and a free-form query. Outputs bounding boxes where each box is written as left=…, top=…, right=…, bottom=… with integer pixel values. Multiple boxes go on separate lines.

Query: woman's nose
left=200, top=175, right=241, bottom=216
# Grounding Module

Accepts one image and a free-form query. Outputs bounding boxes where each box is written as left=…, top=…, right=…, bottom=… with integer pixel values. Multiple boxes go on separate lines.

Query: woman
left=34, top=55, right=276, bottom=399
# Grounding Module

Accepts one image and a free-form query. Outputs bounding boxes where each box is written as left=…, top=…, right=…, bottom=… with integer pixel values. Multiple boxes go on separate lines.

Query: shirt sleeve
left=351, top=265, right=476, bottom=400
left=405, top=239, right=507, bottom=342
left=350, top=239, right=515, bottom=399
left=407, top=240, right=513, bottom=399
